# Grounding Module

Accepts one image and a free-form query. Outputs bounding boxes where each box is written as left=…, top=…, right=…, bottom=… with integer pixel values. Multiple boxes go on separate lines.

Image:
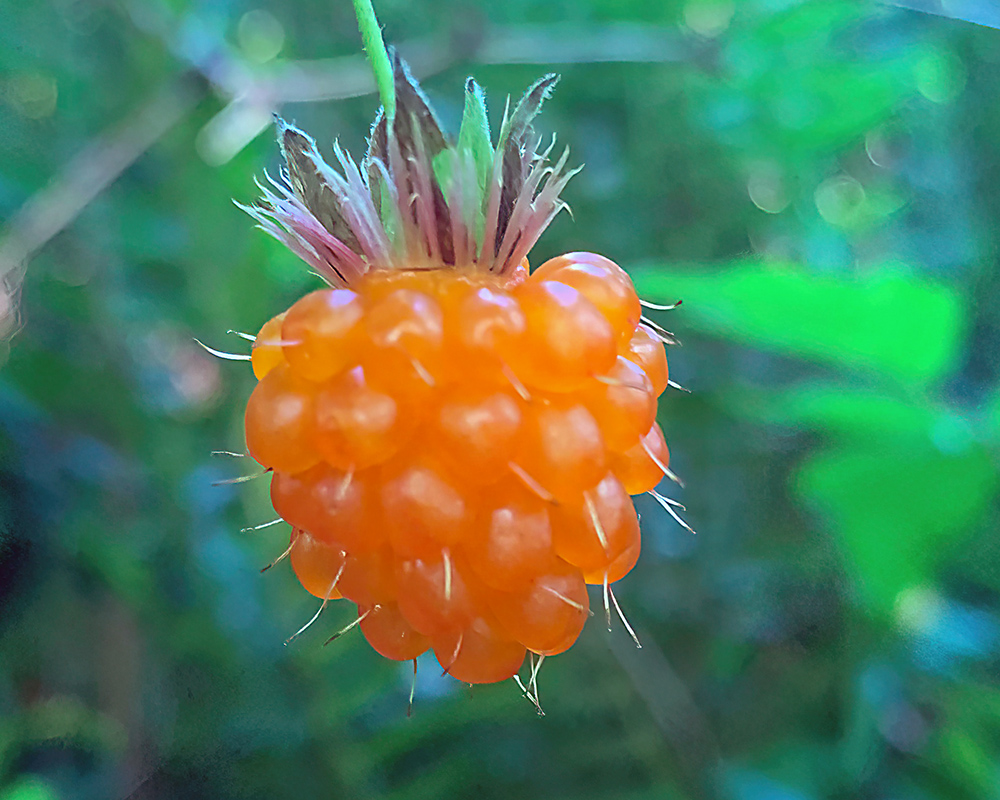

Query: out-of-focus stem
left=351, top=0, right=395, bottom=120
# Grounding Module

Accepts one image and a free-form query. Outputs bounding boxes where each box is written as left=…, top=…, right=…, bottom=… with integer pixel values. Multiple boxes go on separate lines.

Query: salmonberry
left=236, top=55, right=680, bottom=688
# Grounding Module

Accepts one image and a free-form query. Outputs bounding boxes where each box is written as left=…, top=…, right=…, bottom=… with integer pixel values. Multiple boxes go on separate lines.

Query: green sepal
left=433, top=78, right=495, bottom=252
left=457, top=78, right=493, bottom=197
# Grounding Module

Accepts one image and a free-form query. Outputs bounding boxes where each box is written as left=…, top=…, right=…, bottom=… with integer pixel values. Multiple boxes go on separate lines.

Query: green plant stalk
left=351, top=0, right=395, bottom=120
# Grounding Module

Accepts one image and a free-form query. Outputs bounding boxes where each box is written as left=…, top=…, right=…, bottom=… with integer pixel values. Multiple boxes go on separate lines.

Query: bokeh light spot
left=814, top=175, right=865, bottom=227
left=914, top=51, right=966, bottom=105
left=683, top=0, right=735, bottom=38
left=747, top=165, right=789, bottom=214
left=3, top=72, right=58, bottom=119
left=238, top=9, right=285, bottom=64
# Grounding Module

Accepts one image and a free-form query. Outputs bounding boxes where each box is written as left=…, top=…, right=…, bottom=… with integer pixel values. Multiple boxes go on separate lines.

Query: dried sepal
left=496, top=74, right=560, bottom=254
left=278, top=119, right=360, bottom=253
left=241, top=56, right=576, bottom=281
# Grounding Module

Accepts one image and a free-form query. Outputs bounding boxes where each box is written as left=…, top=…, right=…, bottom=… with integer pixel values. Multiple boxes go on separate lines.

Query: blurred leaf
left=717, top=1, right=912, bottom=157
left=0, top=776, right=59, bottom=800
left=757, top=61, right=907, bottom=155
left=794, top=444, right=996, bottom=614
left=754, top=0, right=859, bottom=42
left=632, top=263, right=963, bottom=386
left=890, top=0, right=1000, bottom=31
left=984, top=388, right=1000, bottom=443
left=936, top=726, right=997, bottom=799
left=729, top=383, right=941, bottom=441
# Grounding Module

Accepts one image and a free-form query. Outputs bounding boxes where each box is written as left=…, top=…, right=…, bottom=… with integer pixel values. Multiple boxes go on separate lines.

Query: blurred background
left=2, top=1, right=1000, bottom=798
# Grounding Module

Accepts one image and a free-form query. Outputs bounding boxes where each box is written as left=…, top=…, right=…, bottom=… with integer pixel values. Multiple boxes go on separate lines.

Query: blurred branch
left=233, top=24, right=693, bottom=104
left=177, top=23, right=696, bottom=164
left=477, top=22, right=693, bottom=65
left=607, top=627, right=721, bottom=799
left=0, top=7, right=699, bottom=337
left=0, top=73, right=207, bottom=341
left=885, top=0, right=1000, bottom=29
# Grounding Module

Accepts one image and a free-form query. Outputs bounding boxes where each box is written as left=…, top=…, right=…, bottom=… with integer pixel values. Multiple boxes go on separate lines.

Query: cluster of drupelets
left=240, top=252, right=682, bottom=689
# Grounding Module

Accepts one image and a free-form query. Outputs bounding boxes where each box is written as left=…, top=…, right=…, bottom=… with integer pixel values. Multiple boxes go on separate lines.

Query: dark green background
left=2, top=1, right=999, bottom=798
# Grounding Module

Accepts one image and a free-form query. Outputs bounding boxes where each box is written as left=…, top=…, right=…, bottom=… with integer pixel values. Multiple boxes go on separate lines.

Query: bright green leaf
left=936, top=727, right=996, bottom=799
left=728, top=383, right=942, bottom=441
left=794, top=444, right=996, bottom=614
left=0, top=777, right=59, bottom=800
left=632, top=262, right=963, bottom=386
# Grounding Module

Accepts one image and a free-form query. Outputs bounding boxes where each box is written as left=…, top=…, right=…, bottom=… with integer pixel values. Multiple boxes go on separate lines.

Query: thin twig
left=0, top=74, right=207, bottom=341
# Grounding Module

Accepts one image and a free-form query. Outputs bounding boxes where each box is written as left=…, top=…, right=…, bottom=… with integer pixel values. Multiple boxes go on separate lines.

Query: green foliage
left=0, top=776, right=59, bottom=800
left=2, top=1, right=999, bottom=800
left=633, top=263, right=963, bottom=387
left=635, top=257, right=995, bottom=617
left=797, top=444, right=996, bottom=614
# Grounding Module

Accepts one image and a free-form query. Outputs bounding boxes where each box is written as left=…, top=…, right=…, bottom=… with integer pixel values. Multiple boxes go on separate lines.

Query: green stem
left=352, top=0, right=395, bottom=121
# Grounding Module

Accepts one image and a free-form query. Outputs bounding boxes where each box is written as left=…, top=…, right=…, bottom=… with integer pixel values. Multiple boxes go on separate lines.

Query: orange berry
left=507, top=257, right=529, bottom=288
left=488, top=561, right=589, bottom=655
left=445, top=283, right=526, bottom=382
left=395, top=550, right=476, bottom=636
left=581, top=357, right=657, bottom=453
left=431, top=384, right=523, bottom=484
left=583, top=538, right=640, bottom=586
left=270, top=465, right=385, bottom=553
left=612, top=423, right=669, bottom=495
left=359, top=602, right=431, bottom=661
left=550, top=472, right=640, bottom=581
left=515, top=399, right=606, bottom=501
left=281, top=289, right=364, bottom=382
left=506, top=280, right=616, bottom=392
left=314, top=366, right=416, bottom=470
left=252, top=312, right=287, bottom=380
left=245, top=259, right=669, bottom=670
left=362, top=287, right=445, bottom=395
left=239, top=70, right=677, bottom=676
left=621, top=324, right=668, bottom=396
left=462, top=479, right=554, bottom=589
left=245, top=364, right=320, bottom=473
left=432, top=615, right=526, bottom=684
left=381, top=457, right=478, bottom=558
left=338, top=546, right=397, bottom=606
left=289, top=530, right=346, bottom=599
left=531, top=253, right=641, bottom=343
